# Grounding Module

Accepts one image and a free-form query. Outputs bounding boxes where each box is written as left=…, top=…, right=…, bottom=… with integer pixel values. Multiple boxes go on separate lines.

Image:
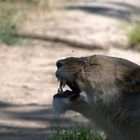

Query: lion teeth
left=59, top=80, right=63, bottom=93
left=58, top=79, right=67, bottom=93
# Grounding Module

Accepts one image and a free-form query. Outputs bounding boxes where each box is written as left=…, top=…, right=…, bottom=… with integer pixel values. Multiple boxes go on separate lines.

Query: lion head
left=55, top=55, right=139, bottom=97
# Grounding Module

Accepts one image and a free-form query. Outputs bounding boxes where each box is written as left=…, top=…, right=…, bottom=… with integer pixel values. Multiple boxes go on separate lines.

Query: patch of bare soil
left=0, top=2, right=140, bottom=140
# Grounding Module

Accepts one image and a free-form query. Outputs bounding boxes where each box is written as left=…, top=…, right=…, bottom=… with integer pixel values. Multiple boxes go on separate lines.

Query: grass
left=0, top=0, right=66, bottom=45
left=0, top=25, right=20, bottom=45
left=0, top=11, right=20, bottom=45
left=0, top=0, right=95, bottom=45
left=128, top=24, right=140, bottom=48
left=0, top=0, right=52, bottom=45
left=0, top=1, right=24, bottom=45
left=53, top=125, right=104, bottom=140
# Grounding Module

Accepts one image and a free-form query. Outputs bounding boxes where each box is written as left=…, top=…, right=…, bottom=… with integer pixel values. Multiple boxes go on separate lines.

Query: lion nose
left=56, top=60, right=63, bottom=68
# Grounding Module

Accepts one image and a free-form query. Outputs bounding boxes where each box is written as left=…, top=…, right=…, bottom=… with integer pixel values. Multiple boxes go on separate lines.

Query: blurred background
left=0, top=0, right=140, bottom=140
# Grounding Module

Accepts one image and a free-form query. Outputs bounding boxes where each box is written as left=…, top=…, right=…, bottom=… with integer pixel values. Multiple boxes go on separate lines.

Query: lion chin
left=53, top=55, right=140, bottom=140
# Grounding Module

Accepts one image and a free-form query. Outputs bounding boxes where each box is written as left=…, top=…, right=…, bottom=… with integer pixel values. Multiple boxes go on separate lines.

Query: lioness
left=53, top=55, right=140, bottom=140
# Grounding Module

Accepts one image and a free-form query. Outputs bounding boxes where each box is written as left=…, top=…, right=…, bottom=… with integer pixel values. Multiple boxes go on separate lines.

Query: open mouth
left=53, top=79, right=80, bottom=100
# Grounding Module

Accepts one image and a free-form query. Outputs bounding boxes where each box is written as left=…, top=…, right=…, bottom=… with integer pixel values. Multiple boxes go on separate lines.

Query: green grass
left=0, top=25, right=20, bottom=45
left=53, top=125, right=104, bottom=140
left=0, top=13, right=20, bottom=45
left=0, top=1, right=23, bottom=45
left=128, top=24, right=140, bottom=47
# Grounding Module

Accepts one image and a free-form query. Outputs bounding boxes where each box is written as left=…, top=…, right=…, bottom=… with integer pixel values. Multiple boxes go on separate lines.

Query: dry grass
left=0, top=0, right=51, bottom=45
left=128, top=24, right=140, bottom=48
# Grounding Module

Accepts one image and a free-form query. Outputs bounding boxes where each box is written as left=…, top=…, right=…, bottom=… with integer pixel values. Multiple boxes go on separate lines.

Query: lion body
left=55, top=55, right=140, bottom=140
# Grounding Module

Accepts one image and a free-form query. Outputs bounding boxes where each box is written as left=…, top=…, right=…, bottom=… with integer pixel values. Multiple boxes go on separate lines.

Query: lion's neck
left=68, top=94, right=115, bottom=130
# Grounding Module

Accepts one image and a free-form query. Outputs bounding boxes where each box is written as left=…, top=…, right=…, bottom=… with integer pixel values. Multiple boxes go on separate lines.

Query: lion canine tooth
left=62, top=80, right=66, bottom=88
left=58, top=79, right=66, bottom=94
left=58, top=80, right=63, bottom=93
left=60, top=80, right=63, bottom=88
left=58, top=88, right=63, bottom=93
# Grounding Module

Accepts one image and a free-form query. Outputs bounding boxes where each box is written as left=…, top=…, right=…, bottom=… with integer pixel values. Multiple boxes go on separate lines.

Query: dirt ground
left=0, top=1, right=140, bottom=140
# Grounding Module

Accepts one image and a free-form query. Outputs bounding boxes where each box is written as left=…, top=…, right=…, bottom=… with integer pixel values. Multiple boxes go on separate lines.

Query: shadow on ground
left=0, top=102, right=84, bottom=140
left=63, top=2, right=140, bottom=22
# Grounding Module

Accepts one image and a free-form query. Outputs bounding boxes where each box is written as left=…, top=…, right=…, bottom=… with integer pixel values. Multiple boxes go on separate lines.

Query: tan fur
left=54, top=55, right=140, bottom=140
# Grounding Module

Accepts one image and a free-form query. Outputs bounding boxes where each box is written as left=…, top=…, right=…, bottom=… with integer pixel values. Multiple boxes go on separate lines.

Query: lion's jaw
left=53, top=57, right=96, bottom=116
left=53, top=91, right=94, bottom=120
